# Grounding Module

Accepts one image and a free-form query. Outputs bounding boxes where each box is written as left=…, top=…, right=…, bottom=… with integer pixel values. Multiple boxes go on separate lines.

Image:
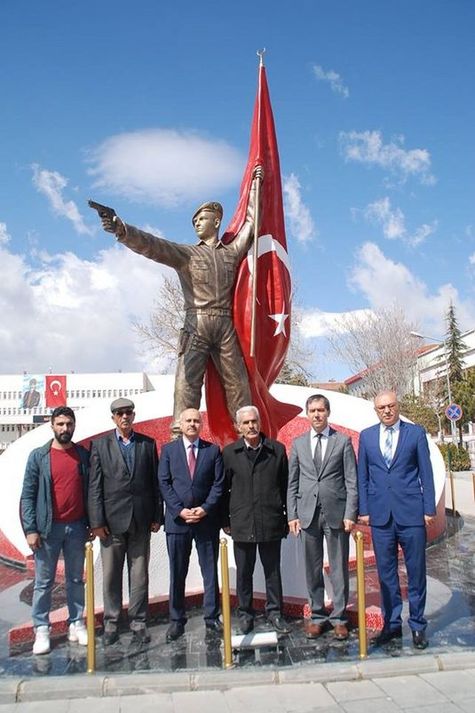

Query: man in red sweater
left=20, top=407, right=90, bottom=655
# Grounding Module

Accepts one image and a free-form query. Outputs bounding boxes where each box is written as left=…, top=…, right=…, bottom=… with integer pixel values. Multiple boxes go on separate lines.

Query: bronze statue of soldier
left=90, top=166, right=263, bottom=435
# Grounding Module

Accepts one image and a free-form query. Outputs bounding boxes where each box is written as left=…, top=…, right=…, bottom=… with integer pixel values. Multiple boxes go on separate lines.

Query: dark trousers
left=166, top=529, right=219, bottom=624
left=371, top=515, right=427, bottom=632
left=233, top=540, right=283, bottom=623
left=100, top=525, right=151, bottom=632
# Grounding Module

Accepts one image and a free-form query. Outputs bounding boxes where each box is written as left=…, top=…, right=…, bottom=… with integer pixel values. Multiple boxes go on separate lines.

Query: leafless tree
left=327, top=305, right=420, bottom=398
left=134, top=274, right=313, bottom=381
left=133, top=275, right=185, bottom=372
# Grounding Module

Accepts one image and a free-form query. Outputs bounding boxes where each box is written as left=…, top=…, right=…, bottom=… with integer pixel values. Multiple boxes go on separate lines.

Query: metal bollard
left=85, top=541, right=96, bottom=674
left=219, top=538, right=234, bottom=669
left=448, top=469, right=456, bottom=516
left=353, top=530, right=367, bottom=659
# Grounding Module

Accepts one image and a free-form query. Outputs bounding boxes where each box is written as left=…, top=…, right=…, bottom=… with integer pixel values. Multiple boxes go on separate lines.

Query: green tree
left=451, top=367, right=475, bottom=441
left=276, top=361, right=310, bottom=386
left=441, top=304, right=469, bottom=443
left=444, top=303, right=467, bottom=383
left=400, top=394, right=439, bottom=435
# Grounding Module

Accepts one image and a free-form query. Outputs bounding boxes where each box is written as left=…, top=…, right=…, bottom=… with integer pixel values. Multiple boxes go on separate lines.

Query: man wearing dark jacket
left=88, top=398, right=162, bottom=646
left=222, top=405, right=290, bottom=635
left=20, top=406, right=90, bottom=655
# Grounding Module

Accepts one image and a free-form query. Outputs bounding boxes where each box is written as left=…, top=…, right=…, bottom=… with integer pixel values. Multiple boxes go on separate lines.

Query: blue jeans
left=31, top=520, right=87, bottom=628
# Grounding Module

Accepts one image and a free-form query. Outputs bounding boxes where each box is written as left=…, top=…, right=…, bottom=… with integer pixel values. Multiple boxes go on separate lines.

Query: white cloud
left=312, top=65, right=349, bottom=98
left=339, top=130, right=435, bottom=185
left=363, top=197, right=437, bottom=245
left=32, top=165, right=93, bottom=235
left=88, top=129, right=244, bottom=207
left=349, top=242, right=475, bottom=329
left=283, top=173, right=317, bottom=243
left=0, top=237, right=175, bottom=374
left=300, top=308, right=373, bottom=338
left=0, top=222, right=11, bottom=245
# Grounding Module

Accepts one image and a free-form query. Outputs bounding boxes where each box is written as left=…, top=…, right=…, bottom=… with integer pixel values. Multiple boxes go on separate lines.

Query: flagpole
left=250, top=49, right=265, bottom=359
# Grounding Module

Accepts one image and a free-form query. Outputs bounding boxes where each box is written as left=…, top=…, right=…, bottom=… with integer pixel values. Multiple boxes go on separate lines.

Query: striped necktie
left=383, top=427, right=394, bottom=468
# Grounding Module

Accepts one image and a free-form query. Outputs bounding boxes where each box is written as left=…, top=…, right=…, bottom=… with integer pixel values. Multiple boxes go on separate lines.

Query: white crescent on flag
left=246, top=233, right=291, bottom=275
left=49, top=379, right=62, bottom=396
left=247, top=234, right=291, bottom=337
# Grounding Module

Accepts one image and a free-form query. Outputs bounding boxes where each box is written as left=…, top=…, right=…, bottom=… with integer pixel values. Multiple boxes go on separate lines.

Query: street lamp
left=410, top=331, right=456, bottom=443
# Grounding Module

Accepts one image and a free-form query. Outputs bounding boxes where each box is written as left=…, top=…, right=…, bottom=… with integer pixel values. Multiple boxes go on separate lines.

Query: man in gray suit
left=287, top=394, right=358, bottom=640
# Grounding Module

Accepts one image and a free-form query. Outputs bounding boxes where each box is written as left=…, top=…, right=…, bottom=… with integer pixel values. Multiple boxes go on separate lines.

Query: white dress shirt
left=310, top=425, right=330, bottom=461
left=379, top=420, right=400, bottom=460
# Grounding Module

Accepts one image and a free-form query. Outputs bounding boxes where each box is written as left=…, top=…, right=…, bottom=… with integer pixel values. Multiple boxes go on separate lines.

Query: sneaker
left=33, top=625, right=51, bottom=655
left=68, top=620, right=88, bottom=646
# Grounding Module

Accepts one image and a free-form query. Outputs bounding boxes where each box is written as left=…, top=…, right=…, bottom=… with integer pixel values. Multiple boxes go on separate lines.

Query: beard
left=56, top=432, right=73, bottom=444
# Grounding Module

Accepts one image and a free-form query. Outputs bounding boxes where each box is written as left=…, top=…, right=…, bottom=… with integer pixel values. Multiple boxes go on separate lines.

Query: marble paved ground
left=0, top=513, right=474, bottom=677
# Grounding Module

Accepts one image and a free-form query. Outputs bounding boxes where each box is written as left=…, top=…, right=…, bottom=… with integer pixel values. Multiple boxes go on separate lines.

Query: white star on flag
left=269, top=309, right=289, bottom=336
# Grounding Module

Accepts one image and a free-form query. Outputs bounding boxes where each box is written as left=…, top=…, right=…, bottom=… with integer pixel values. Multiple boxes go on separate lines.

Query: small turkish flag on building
left=45, top=375, right=67, bottom=408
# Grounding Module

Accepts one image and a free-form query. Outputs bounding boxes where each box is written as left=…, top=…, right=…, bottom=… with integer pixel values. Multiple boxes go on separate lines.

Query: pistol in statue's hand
left=88, top=200, right=120, bottom=234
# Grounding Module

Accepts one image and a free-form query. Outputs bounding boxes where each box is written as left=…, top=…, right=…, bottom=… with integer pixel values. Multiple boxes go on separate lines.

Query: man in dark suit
left=358, top=389, right=436, bottom=650
left=158, top=408, right=224, bottom=641
left=222, top=406, right=290, bottom=635
left=88, top=398, right=162, bottom=646
left=287, top=394, right=358, bottom=640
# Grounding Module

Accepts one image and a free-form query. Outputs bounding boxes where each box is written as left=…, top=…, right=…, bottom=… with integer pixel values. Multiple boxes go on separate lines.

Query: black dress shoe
left=239, top=618, right=254, bottom=635
left=371, top=627, right=402, bottom=646
left=268, top=615, right=291, bottom=634
left=205, top=619, right=223, bottom=634
left=166, top=621, right=185, bottom=642
left=412, top=629, right=428, bottom=650
left=131, top=628, right=151, bottom=644
left=103, top=630, right=119, bottom=646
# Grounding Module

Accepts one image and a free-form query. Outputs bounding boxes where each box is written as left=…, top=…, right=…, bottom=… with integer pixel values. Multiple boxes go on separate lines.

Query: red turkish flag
left=45, top=375, right=67, bottom=408
left=205, top=63, right=301, bottom=444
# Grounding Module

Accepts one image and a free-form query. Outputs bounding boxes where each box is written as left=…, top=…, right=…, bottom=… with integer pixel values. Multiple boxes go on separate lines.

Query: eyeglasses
left=375, top=402, right=397, bottom=413
left=114, top=409, right=134, bottom=416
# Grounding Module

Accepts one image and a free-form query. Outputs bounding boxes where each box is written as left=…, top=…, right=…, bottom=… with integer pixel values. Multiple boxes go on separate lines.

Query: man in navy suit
left=159, top=408, right=224, bottom=641
left=358, top=390, right=436, bottom=650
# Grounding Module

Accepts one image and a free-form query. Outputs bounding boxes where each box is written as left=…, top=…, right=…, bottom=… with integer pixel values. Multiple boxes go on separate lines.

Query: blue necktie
left=383, top=427, right=394, bottom=468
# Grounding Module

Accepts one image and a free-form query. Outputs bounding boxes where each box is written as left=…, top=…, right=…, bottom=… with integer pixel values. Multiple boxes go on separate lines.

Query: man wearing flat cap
left=94, top=167, right=263, bottom=434
left=88, top=398, right=163, bottom=645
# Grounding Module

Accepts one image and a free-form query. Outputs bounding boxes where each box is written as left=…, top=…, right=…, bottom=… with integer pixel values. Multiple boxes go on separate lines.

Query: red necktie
left=188, top=444, right=196, bottom=479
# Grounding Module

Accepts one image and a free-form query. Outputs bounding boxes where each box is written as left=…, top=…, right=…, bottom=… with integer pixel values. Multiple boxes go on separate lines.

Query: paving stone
left=358, top=655, right=438, bottom=679
left=118, top=693, right=174, bottom=713
left=456, top=697, right=475, bottom=713
left=271, top=682, right=337, bottom=711
left=104, top=672, right=191, bottom=696
left=437, top=652, right=475, bottom=670
left=224, top=684, right=289, bottom=713
left=18, top=675, right=104, bottom=702
left=419, top=670, right=475, bottom=700
left=326, top=679, right=386, bottom=702
left=279, top=662, right=359, bottom=684
left=372, top=675, right=447, bottom=707
left=69, top=699, right=120, bottom=713
left=173, top=689, right=231, bottom=713
left=193, top=668, right=277, bottom=690
left=0, top=679, right=21, bottom=705
left=399, top=704, right=465, bottom=713
left=0, top=702, right=73, bottom=712
left=340, top=699, right=401, bottom=713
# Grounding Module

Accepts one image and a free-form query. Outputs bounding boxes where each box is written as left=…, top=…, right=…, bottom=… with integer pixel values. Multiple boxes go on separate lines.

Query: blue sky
left=1, top=0, right=474, bottom=379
